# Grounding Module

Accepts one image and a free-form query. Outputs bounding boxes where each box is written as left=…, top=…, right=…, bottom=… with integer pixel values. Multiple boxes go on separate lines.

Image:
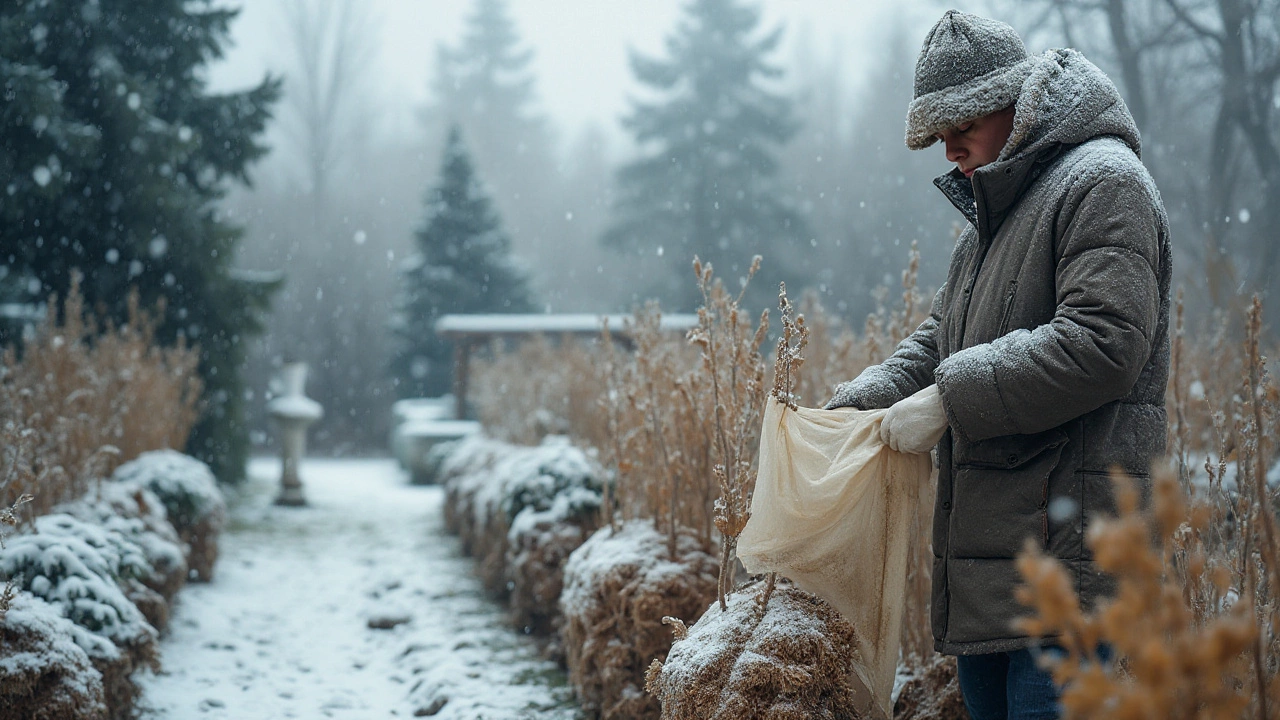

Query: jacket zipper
left=997, top=279, right=1019, bottom=336
left=1042, top=477, right=1050, bottom=546
left=1041, top=437, right=1066, bottom=547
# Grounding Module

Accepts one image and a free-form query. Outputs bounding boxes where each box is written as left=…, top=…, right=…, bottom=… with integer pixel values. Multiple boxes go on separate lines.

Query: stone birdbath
left=267, top=362, right=323, bottom=506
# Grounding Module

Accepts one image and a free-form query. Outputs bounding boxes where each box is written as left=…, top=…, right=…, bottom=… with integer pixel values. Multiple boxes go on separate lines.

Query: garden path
left=137, top=457, right=578, bottom=719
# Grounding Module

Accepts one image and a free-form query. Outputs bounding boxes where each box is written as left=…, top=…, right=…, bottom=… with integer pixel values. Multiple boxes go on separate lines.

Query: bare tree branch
left=1163, top=0, right=1225, bottom=45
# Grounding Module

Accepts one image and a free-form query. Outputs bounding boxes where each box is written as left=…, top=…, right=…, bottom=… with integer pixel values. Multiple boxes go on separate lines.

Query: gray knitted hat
left=905, top=10, right=1036, bottom=150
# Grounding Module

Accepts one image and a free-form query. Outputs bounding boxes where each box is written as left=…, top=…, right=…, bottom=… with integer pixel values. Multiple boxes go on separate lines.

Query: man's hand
left=880, top=384, right=948, bottom=454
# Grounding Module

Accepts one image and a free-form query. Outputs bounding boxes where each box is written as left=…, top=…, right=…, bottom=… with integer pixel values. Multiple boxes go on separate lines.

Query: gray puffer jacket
left=826, top=48, right=1171, bottom=655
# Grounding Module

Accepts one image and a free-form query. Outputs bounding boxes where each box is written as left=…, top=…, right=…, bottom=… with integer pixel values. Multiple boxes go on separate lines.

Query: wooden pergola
left=434, top=313, right=700, bottom=420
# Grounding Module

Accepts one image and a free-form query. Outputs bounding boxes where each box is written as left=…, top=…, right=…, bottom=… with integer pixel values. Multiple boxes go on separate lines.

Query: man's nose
left=945, top=140, right=966, bottom=164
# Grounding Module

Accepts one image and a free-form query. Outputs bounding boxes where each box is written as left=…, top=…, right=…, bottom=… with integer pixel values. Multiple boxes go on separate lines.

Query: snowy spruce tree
left=393, top=126, right=536, bottom=399
left=0, top=2, right=280, bottom=482
left=424, top=0, right=559, bottom=253
left=603, top=0, right=815, bottom=312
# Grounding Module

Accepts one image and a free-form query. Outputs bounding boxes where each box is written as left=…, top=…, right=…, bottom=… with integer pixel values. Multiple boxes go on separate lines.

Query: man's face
left=935, top=106, right=1016, bottom=178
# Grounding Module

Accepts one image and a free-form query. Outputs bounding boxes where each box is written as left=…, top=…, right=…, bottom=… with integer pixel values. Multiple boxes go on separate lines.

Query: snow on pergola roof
left=434, top=313, right=699, bottom=338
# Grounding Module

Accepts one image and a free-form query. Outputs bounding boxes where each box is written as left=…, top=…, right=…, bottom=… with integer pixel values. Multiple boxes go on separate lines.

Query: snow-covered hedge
left=0, top=593, right=108, bottom=720
left=57, top=482, right=188, bottom=607
left=438, top=434, right=510, bottom=542
left=111, top=450, right=226, bottom=581
left=560, top=519, right=719, bottom=720
left=0, top=513, right=159, bottom=719
left=435, top=432, right=608, bottom=653
left=0, top=449, right=227, bottom=720
left=645, top=580, right=861, bottom=720
left=2, top=514, right=156, bottom=652
left=440, top=434, right=605, bottom=598
left=505, top=487, right=602, bottom=643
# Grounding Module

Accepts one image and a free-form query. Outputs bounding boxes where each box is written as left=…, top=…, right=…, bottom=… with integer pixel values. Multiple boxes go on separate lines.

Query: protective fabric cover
left=737, top=400, right=932, bottom=720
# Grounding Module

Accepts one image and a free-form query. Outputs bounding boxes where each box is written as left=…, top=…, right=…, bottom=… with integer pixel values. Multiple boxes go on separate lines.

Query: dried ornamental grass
left=1015, top=470, right=1257, bottom=719
left=560, top=519, right=719, bottom=720
left=0, top=275, right=202, bottom=518
left=690, top=258, right=768, bottom=610
left=646, top=580, right=862, bottom=720
left=599, top=299, right=722, bottom=551
left=472, top=333, right=612, bottom=449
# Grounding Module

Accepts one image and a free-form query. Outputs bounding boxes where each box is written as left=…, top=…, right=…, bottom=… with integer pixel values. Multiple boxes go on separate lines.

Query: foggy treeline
left=230, top=0, right=1279, bottom=454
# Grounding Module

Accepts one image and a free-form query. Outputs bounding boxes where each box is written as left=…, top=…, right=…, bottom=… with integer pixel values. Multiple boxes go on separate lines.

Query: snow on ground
left=137, top=457, right=579, bottom=719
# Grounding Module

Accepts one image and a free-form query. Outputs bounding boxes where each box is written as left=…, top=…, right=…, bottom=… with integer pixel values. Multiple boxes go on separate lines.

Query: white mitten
left=880, top=384, right=948, bottom=454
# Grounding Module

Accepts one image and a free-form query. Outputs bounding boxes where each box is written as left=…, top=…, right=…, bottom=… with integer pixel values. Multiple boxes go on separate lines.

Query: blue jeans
left=956, top=646, right=1066, bottom=720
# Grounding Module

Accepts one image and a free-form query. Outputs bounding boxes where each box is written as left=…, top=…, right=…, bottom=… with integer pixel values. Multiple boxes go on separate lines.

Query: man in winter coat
left=825, top=10, right=1171, bottom=720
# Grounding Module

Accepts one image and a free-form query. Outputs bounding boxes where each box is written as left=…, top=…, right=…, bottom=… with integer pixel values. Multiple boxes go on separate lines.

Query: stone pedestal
left=267, top=362, right=323, bottom=507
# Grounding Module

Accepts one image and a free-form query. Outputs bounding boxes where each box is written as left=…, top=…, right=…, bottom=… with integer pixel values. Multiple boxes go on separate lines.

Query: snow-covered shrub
left=441, top=434, right=607, bottom=603
left=57, top=482, right=188, bottom=605
left=0, top=592, right=108, bottom=720
left=645, top=579, right=862, bottom=720
left=413, top=436, right=459, bottom=486
left=497, top=436, right=603, bottom=523
left=892, top=654, right=969, bottom=720
left=506, top=485, right=604, bottom=643
left=3, top=515, right=152, bottom=639
left=0, top=514, right=159, bottom=719
left=439, top=434, right=509, bottom=540
left=560, top=519, right=719, bottom=719
left=110, top=449, right=225, bottom=581
left=401, top=426, right=485, bottom=486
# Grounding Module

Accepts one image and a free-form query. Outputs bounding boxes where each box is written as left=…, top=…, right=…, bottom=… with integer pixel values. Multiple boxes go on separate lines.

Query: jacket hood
left=933, top=48, right=1142, bottom=236
left=1000, top=48, right=1140, bottom=161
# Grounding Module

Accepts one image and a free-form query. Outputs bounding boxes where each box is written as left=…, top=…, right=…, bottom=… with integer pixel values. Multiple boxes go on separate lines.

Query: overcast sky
left=207, top=0, right=943, bottom=157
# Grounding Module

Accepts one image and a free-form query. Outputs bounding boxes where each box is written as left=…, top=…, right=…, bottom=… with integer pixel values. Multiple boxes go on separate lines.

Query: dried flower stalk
left=1, top=272, right=203, bottom=518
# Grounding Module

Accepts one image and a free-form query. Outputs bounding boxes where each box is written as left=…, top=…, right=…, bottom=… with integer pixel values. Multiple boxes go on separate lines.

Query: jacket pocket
left=953, top=427, right=1067, bottom=470
left=950, top=428, right=1068, bottom=558
left=996, top=279, right=1019, bottom=337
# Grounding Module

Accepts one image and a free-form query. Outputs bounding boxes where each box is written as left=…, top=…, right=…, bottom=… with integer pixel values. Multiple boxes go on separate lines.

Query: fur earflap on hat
left=905, top=10, right=1035, bottom=151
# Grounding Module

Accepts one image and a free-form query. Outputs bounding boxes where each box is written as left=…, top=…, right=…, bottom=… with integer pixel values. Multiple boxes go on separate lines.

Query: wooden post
left=453, top=340, right=471, bottom=420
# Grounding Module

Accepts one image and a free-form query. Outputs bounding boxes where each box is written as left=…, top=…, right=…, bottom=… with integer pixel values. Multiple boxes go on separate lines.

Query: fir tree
left=427, top=0, right=550, bottom=193
left=0, top=1, right=281, bottom=482
left=424, top=0, right=569, bottom=295
left=603, top=0, right=815, bottom=311
left=393, top=126, right=536, bottom=398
